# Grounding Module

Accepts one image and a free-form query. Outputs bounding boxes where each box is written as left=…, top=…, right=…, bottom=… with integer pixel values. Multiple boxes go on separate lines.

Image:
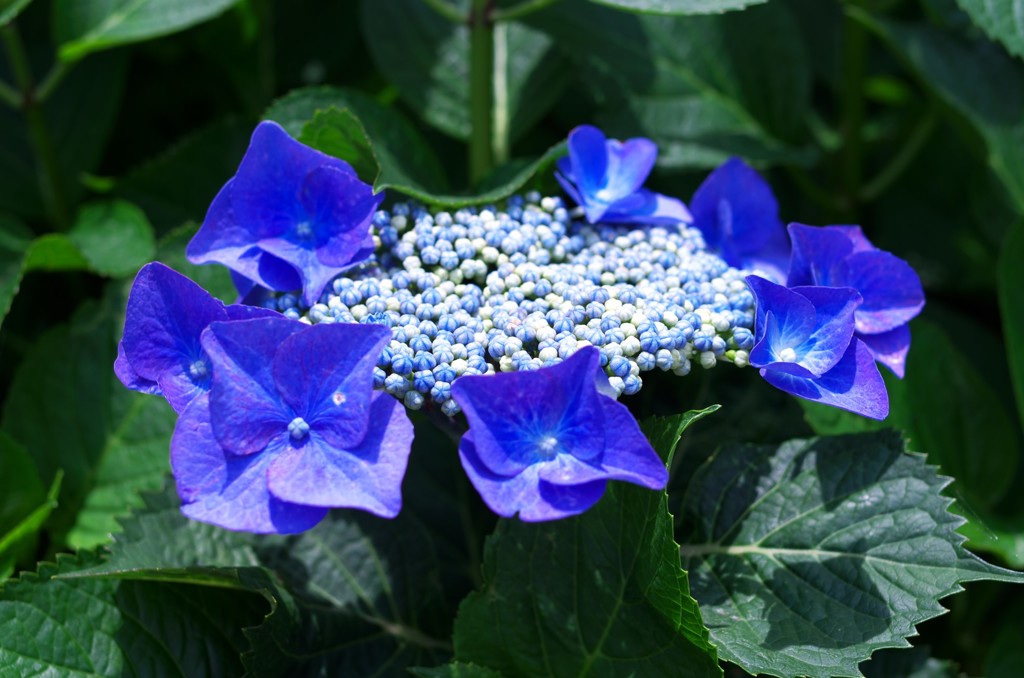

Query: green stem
left=838, top=8, right=868, bottom=216
left=492, top=0, right=560, bottom=22
left=860, top=107, right=937, bottom=201
left=468, top=0, right=495, bottom=185
left=34, top=60, right=71, bottom=103
left=421, top=0, right=466, bottom=23
left=1, top=24, right=70, bottom=229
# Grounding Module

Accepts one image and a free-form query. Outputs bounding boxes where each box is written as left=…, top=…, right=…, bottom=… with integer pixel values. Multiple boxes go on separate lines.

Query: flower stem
left=468, top=0, right=495, bottom=186
left=1, top=23, right=70, bottom=229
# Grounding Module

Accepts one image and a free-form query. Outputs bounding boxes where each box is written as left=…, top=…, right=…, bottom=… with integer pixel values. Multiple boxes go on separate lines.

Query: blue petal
left=690, top=157, right=785, bottom=266
left=171, top=394, right=327, bottom=533
left=203, top=318, right=303, bottom=455
left=459, top=432, right=608, bottom=521
left=600, top=137, right=657, bottom=200
left=792, top=284, right=862, bottom=375
left=586, top=399, right=667, bottom=490
left=834, top=250, right=924, bottom=334
left=121, top=262, right=227, bottom=411
left=266, top=392, right=413, bottom=517
left=746, top=274, right=814, bottom=345
left=786, top=223, right=856, bottom=287
left=761, top=338, right=889, bottom=420
left=114, top=341, right=161, bottom=396
left=603, top=188, right=692, bottom=225
left=857, top=325, right=911, bottom=378
left=272, top=322, right=390, bottom=449
left=567, top=125, right=610, bottom=198
left=450, top=346, right=606, bottom=476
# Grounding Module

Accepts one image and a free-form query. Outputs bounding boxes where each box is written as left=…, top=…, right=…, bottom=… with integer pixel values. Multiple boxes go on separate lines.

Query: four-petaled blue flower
left=187, top=120, right=383, bottom=307
left=787, top=224, right=924, bottom=377
left=746, top=275, right=888, bottom=419
left=556, top=125, right=691, bottom=226
left=171, top=317, right=414, bottom=533
left=450, top=346, right=668, bottom=521
left=115, top=262, right=277, bottom=413
left=689, top=157, right=790, bottom=283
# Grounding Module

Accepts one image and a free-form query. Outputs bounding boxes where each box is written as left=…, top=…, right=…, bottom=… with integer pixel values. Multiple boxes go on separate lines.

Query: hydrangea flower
left=450, top=346, right=668, bottom=521
left=746, top=275, right=888, bottom=419
left=555, top=125, right=691, bottom=226
left=171, top=317, right=414, bottom=533
left=689, top=157, right=790, bottom=282
left=787, top=224, right=925, bottom=377
left=187, top=120, right=383, bottom=307
left=115, top=262, right=277, bottom=413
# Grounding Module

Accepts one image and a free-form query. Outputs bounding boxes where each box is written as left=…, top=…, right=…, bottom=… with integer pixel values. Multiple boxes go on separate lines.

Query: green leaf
left=527, top=0, right=813, bottom=168
left=410, top=663, right=505, bottom=678
left=298, top=108, right=381, bottom=185
left=295, top=105, right=566, bottom=207
left=902, top=321, right=1020, bottom=512
left=952, top=502, right=1024, bottom=569
left=53, top=0, right=242, bottom=62
left=0, top=53, right=127, bottom=221
left=359, top=0, right=571, bottom=144
left=589, top=0, right=767, bottom=15
left=0, top=0, right=35, bottom=26
left=264, top=86, right=449, bottom=193
left=114, top=118, right=254, bottom=235
left=678, top=430, right=1024, bottom=678
left=999, top=224, right=1024, bottom=432
left=0, top=471, right=61, bottom=580
left=0, top=215, right=30, bottom=329
left=1, top=298, right=175, bottom=548
left=954, top=0, right=1024, bottom=61
left=0, top=551, right=265, bottom=675
left=68, top=200, right=156, bottom=278
left=21, top=233, right=91, bottom=272
left=69, top=481, right=456, bottom=674
left=452, top=412, right=721, bottom=677
left=857, top=12, right=1024, bottom=212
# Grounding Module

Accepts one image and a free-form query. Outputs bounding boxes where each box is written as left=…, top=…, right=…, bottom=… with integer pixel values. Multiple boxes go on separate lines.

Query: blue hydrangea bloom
left=450, top=346, right=668, bottom=521
left=171, top=317, right=414, bottom=533
left=689, top=157, right=789, bottom=282
left=746, top=275, right=888, bottom=419
left=555, top=125, right=691, bottom=226
left=115, top=262, right=277, bottom=413
left=787, top=224, right=925, bottom=377
left=187, top=120, right=383, bottom=306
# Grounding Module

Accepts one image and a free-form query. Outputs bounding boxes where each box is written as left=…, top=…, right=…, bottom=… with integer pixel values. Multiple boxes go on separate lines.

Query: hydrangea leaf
left=857, top=12, right=1024, bottom=212
left=528, top=0, right=814, bottom=169
left=998, top=224, right=1024, bottom=433
left=953, top=0, right=1024, bottom=61
left=678, top=430, right=1024, bottom=678
left=452, top=412, right=721, bottom=677
left=114, top=119, right=254, bottom=234
left=67, top=479, right=456, bottom=674
left=155, top=222, right=237, bottom=302
left=588, top=0, right=767, bottom=15
left=0, top=551, right=265, bottom=675
left=0, top=52, right=126, bottom=221
left=0, top=434, right=59, bottom=578
left=264, top=85, right=448, bottom=192
left=67, top=200, right=156, bottom=278
left=53, top=0, right=242, bottom=62
left=0, top=215, right=30, bottom=330
left=291, top=101, right=567, bottom=208
left=359, top=0, right=571, bottom=144
left=0, top=297, right=176, bottom=549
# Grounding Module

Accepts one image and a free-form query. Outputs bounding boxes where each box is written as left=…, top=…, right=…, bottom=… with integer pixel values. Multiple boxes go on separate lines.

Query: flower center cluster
left=269, top=193, right=758, bottom=416
left=288, top=416, right=310, bottom=440
left=188, top=359, right=209, bottom=381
